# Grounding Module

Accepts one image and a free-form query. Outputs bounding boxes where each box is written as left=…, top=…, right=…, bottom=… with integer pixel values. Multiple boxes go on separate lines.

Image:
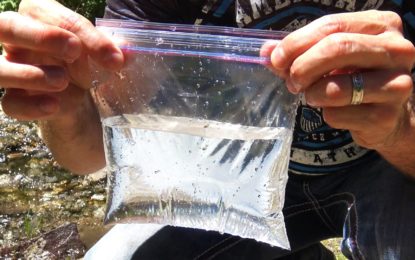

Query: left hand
left=266, top=10, right=415, bottom=152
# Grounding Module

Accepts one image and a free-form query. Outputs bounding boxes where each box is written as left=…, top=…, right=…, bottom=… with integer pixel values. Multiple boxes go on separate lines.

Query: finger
left=1, top=89, right=59, bottom=120
left=0, top=56, right=68, bottom=91
left=19, top=0, right=124, bottom=70
left=4, top=46, right=63, bottom=66
left=259, top=40, right=284, bottom=76
left=4, top=47, right=93, bottom=90
left=271, top=10, right=404, bottom=72
left=0, top=11, right=81, bottom=62
left=322, top=104, right=402, bottom=133
left=289, top=32, right=415, bottom=90
left=260, top=40, right=279, bottom=57
left=305, top=70, right=413, bottom=107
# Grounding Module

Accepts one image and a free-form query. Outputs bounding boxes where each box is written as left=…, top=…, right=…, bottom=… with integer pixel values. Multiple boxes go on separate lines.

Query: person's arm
left=0, top=0, right=123, bottom=174
left=37, top=87, right=105, bottom=174
left=266, top=10, right=415, bottom=178
left=374, top=95, right=415, bottom=176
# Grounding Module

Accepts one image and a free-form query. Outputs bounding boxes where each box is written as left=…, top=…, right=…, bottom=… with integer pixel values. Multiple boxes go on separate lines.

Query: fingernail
left=64, top=37, right=82, bottom=61
left=102, top=51, right=124, bottom=70
left=45, top=67, right=68, bottom=88
left=286, top=78, right=301, bottom=94
left=292, top=79, right=303, bottom=92
left=39, top=97, right=58, bottom=114
left=271, top=45, right=286, bottom=70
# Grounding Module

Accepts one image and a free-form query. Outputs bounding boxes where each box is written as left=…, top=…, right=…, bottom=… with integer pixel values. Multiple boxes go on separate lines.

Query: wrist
left=39, top=90, right=100, bottom=143
left=376, top=97, right=415, bottom=176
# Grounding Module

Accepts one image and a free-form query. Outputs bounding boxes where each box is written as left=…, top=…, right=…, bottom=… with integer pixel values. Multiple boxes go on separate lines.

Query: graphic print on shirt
left=230, top=0, right=393, bottom=174
left=235, top=0, right=386, bottom=28
left=289, top=99, right=376, bottom=175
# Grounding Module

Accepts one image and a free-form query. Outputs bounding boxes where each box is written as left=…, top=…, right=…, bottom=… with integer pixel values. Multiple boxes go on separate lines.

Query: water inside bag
left=92, top=19, right=298, bottom=249
left=103, top=114, right=291, bottom=248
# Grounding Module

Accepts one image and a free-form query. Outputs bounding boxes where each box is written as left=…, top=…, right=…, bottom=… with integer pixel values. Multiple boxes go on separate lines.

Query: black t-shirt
left=104, top=0, right=415, bottom=175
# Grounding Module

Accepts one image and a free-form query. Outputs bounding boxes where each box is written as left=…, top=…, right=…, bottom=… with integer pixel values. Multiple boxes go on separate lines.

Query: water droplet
left=155, top=38, right=164, bottom=45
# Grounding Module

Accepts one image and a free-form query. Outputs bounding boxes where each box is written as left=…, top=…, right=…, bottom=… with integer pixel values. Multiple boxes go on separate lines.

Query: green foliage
left=58, top=0, right=106, bottom=22
left=0, top=0, right=20, bottom=12
left=0, top=0, right=105, bottom=21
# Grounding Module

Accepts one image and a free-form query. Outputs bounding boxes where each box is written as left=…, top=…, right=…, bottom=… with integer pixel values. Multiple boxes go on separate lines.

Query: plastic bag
left=91, top=19, right=298, bottom=249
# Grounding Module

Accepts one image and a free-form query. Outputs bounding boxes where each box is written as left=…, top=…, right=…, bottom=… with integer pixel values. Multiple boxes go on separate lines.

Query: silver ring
left=350, top=73, right=364, bottom=105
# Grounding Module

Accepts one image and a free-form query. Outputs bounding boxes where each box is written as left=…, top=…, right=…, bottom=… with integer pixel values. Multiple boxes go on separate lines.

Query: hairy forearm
left=38, top=92, right=105, bottom=175
left=377, top=96, right=415, bottom=178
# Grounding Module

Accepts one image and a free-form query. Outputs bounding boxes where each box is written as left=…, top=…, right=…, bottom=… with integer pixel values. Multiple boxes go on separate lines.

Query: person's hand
left=265, top=10, right=415, bottom=152
left=0, top=0, right=124, bottom=121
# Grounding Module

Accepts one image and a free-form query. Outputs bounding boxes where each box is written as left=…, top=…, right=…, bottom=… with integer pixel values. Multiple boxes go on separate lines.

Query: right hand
left=0, top=0, right=124, bottom=121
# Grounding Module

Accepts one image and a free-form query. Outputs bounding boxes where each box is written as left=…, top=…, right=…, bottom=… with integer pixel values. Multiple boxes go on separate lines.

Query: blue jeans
left=87, top=157, right=415, bottom=259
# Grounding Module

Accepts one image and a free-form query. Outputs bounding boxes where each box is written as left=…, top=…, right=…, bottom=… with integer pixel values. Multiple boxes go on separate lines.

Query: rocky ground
left=0, top=108, right=109, bottom=259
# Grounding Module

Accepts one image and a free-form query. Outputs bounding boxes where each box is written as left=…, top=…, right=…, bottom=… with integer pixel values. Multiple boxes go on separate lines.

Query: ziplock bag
left=90, top=19, right=299, bottom=249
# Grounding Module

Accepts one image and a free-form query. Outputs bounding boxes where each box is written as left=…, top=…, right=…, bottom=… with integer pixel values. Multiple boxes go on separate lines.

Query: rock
left=0, top=201, right=30, bottom=215
left=93, top=207, right=105, bottom=219
left=0, top=175, right=14, bottom=189
left=0, top=223, right=86, bottom=259
left=13, top=174, right=24, bottom=182
left=86, top=169, right=107, bottom=182
left=7, top=153, right=24, bottom=160
left=44, top=176, right=58, bottom=184
left=91, top=194, right=106, bottom=201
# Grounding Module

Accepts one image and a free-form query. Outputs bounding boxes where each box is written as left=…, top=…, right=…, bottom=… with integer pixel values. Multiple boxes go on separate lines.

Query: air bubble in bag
left=90, top=19, right=299, bottom=249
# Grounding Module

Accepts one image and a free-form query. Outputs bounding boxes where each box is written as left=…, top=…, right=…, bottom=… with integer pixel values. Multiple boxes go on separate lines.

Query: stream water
left=0, top=108, right=108, bottom=258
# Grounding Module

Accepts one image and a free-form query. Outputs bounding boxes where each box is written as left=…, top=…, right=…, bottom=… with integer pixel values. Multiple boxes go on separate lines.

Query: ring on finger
left=350, top=73, right=364, bottom=105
